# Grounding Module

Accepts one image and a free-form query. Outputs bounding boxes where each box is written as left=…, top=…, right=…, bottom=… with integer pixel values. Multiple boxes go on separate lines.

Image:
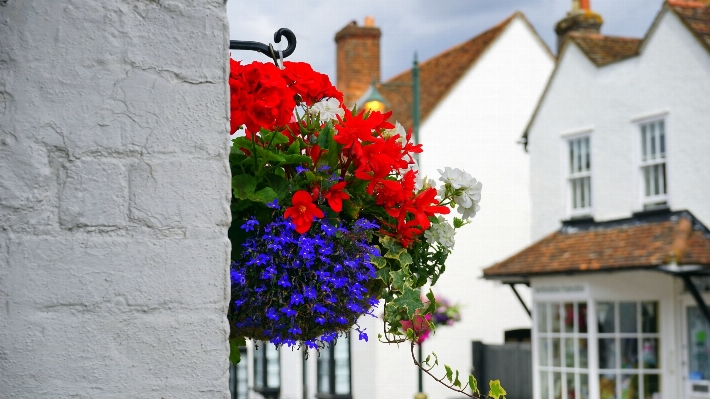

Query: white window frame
left=635, top=115, right=668, bottom=208
left=562, top=131, right=593, bottom=218
left=596, top=300, right=662, bottom=399
left=535, top=301, right=591, bottom=399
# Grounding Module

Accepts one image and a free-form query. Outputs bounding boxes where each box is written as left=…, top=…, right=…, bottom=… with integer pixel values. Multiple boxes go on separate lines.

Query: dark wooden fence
left=471, top=341, right=532, bottom=399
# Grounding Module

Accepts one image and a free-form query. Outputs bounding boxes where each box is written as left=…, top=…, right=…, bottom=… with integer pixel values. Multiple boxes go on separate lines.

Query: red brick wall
left=335, top=22, right=381, bottom=107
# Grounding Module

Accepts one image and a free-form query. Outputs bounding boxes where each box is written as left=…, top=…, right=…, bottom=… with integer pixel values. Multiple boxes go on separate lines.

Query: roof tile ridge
left=667, top=0, right=710, bottom=8
left=383, top=12, right=517, bottom=84
left=669, top=216, right=694, bottom=263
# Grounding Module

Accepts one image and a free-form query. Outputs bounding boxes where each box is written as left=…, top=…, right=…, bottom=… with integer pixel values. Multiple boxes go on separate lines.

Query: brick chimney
left=555, top=0, right=603, bottom=54
left=335, top=16, right=381, bottom=108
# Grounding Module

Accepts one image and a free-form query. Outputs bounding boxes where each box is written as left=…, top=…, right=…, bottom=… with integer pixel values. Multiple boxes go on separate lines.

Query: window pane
left=585, top=137, right=590, bottom=171
left=688, top=306, right=710, bottom=380
left=598, top=302, right=616, bottom=333
left=564, top=303, right=575, bottom=333
left=620, top=338, right=638, bottom=369
left=540, top=337, right=550, bottom=366
left=572, top=179, right=579, bottom=209
left=566, top=373, right=575, bottom=399
left=653, top=165, right=660, bottom=195
left=643, top=374, right=661, bottom=399
left=599, top=374, right=617, bottom=399
left=334, top=339, right=350, bottom=394
left=266, top=344, right=280, bottom=388
left=585, top=177, right=592, bottom=208
left=579, top=338, right=589, bottom=368
left=579, top=303, right=588, bottom=333
left=580, top=373, right=589, bottom=399
left=599, top=338, right=617, bottom=369
left=644, top=167, right=651, bottom=197
left=659, top=163, right=666, bottom=195
left=552, top=303, right=562, bottom=333
left=621, top=374, right=639, bottom=399
left=254, top=345, right=264, bottom=387
left=649, top=122, right=656, bottom=159
left=642, top=302, right=658, bottom=333
left=580, top=178, right=586, bottom=209
left=641, top=125, right=647, bottom=162
left=538, top=303, right=549, bottom=333
left=554, top=372, right=562, bottom=399
left=620, top=302, right=637, bottom=333
left=659, top=120, right=665, bottom=158
left=565, top=338, right=575, bottom=367
left=318, top=346, right=331, bottom=393
left=577, top=139, right=582, bottom=173
left=541, top=371, right=550, bottom=399
left=569, top=141, right=574, bottom=174
left=642, top=338, right=659, bottom=369
left=553, top=338, right=562, bottom=367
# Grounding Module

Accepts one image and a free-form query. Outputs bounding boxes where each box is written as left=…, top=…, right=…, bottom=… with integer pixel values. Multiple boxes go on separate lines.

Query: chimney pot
left=334, top=18, right=381, bottom=107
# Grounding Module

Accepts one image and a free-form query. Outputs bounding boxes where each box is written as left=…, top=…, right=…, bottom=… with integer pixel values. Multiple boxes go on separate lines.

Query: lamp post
left=362, top=53, right=420, bottom=165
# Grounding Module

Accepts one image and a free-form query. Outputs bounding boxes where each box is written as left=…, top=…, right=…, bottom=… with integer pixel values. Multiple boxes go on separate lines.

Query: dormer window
left=568, top=135, right=592, bottom=216
left=640, top=119, right=667, bottom=208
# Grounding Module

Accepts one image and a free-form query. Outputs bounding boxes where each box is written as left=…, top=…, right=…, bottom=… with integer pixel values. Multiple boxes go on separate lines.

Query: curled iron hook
left=229, top=28, right=297, bottom=59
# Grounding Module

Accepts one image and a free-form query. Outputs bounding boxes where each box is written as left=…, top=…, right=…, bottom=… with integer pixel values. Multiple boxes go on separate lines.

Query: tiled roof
left=377, top=12, right=537, bottom=129
left=669, top=0, right=710, bottom=52
left=483, top=210, right=710, bottom=280
left=566, top=33, right=642, bottom=66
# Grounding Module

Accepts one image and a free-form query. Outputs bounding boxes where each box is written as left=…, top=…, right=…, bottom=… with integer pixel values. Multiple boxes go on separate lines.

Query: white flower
left=307, top=98, right=344, bottom=123
left=437, top=167, right=482, bottom=220
left=437, top=167, right=474, bottom=190
left=384, top=121, right=408, bottom=143
left=424, top=216, right=456, bottom=249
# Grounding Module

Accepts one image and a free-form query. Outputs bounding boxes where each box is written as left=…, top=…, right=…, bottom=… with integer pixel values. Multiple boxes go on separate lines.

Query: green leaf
left=444, top=365, right=453, bottom=382
left=398, top=251, right=413, bottom=266
left=232, top=174, right=257, bottom=199
left=453, top=370, right=461, bottom=388
left=370, top=255, right=387, bottom=270
left=424, top=354, right=431, bottom=366
left=264, top=174, right=290, bottom=200
left=342, top=199, right=361, bottom=219
left=281, top=154, right=313, bottom=165
left=229, top=337, right=246, bottom=365
left=395, top=285, right=424, bottom=320
left=262, top=131, right=290, bottom=145
left=317, top=121, right=334, bottom=149
left=432, top=351, right=439, bottom=366
left=469, top=375, right=480, bottom=395
left=453, top=217, right=465, bottom=229
left=249, top=187, right=277, bottom=203
left=390, top=267, right=409, bottom=291
left=488, top=380, right=507, bottom=399
left=287, top=140, right=301, bottom=155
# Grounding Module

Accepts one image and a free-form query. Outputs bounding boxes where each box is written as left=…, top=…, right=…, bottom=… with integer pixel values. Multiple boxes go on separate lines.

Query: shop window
left=597, top=301, right=660, bottom=399
left=229, top=346, right=248, bottom=399
left=254, top=342, right=281, bottom=399
left=317, top=336, right=351, bottom=399
left=536, top=301, right=589, bottom=399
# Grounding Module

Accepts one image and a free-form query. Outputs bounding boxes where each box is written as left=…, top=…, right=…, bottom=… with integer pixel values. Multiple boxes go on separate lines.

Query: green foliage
left=469, top=375, right=480, bottom=396
left=229, top=337, right=246, bottom=365
left=488, top=380, right=507, bottom=399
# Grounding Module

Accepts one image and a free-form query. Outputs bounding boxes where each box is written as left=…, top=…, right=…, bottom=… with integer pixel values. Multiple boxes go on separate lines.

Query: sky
left=227, top=0, right=661, bottom=82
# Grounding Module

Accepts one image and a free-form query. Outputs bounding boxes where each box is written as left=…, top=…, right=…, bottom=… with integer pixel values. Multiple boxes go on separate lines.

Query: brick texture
left=335, top=22, right=381, bottom=107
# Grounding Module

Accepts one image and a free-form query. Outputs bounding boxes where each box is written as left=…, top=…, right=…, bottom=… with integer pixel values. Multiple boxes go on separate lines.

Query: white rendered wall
left=366, top=16, right=555, bottom=399
left=0, top=1, right=232, bottom=398
left=528, top=9, right=710, bottom=241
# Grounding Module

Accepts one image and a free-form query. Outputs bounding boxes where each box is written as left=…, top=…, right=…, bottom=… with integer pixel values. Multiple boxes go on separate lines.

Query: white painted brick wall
left=0, top=1, right=231, bottom=397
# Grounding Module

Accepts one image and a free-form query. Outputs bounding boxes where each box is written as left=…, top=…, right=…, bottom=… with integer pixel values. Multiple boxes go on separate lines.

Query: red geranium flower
left=324, top=182, right=350, bottom=213
left=284, top=190, right=325, bottom=234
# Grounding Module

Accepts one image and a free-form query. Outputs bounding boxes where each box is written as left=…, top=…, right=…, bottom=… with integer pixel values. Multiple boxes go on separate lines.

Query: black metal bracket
left=681, top=274, right=710, bottom=325
left=230, top=28, right=297, bottom=61
left=508, top=283, right=532, bottom=319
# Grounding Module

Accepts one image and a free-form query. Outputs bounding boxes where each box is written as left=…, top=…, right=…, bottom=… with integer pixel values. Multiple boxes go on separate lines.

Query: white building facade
left=485, top=1, right=710, bottom=399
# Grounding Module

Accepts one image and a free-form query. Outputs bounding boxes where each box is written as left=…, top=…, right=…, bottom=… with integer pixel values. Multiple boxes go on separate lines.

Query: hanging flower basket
left=227, top=59, right=482, bottom=349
